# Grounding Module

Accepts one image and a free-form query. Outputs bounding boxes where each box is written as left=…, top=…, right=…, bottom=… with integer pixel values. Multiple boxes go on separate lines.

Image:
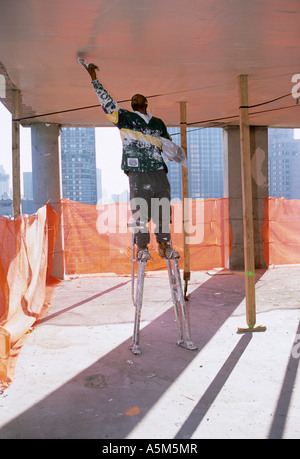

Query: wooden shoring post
left=180, top=101, right=190, bottom=300
left=12, top=88, right=21, bottom=218
left=237, top=75, right=266, bottom=333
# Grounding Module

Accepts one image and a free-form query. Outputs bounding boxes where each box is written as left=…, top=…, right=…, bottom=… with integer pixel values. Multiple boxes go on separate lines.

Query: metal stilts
left=166, top=239, right=197, bottom=350
left=129, top=222, right=148, bottom=355
left=130, top=256, right=147, bottom=355
left=166, top=256, right=197, bottom=351
left=129, top=227, right=197, bottom=354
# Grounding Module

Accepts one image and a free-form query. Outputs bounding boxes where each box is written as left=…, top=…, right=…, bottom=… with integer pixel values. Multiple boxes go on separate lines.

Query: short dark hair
left=131, top=94, right=148, bottom=110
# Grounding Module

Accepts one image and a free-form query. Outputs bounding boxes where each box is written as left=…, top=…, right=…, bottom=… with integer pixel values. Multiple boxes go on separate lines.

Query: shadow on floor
left=0, top=271, right=275, bottom=439
left=268, top=319, right=300, bottom=439
left=174, top=332, right=253, bottom=439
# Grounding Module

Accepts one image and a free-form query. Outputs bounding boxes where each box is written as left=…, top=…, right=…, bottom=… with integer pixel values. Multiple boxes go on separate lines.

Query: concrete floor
left=0, top=267, right=300, bottom=439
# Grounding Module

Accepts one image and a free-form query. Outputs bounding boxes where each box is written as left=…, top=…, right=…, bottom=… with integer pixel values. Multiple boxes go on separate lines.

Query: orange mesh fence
left=263, top=197, right=300, bottom=266
left=2, top=195, right=299, bottom=388
left=0, top=204, right=59, bottom=387
left=62, top=197, right=232, bottom=275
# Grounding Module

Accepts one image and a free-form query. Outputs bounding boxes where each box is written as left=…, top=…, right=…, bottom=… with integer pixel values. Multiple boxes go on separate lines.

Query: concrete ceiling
left=1, top=0, right=300, bottom=128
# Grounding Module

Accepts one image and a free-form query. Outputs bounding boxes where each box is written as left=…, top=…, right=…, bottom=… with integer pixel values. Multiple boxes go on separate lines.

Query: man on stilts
left=81, top=60, right=197, bottom=354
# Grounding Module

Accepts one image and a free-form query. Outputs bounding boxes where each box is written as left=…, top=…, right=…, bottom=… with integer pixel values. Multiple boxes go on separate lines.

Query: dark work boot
left=136, top=247, right=151, bottom=262
left=158, top=242, right=180, bottom=259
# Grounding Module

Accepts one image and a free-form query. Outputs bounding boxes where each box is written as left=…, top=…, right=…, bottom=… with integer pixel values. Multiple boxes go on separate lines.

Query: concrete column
left=223, top=126, right=268, bottom=270
left=31, top=122, right=64, bottom=279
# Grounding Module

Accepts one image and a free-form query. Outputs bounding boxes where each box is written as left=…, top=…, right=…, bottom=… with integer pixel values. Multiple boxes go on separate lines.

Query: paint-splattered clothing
left=92, top=79, right=171, bottom=174
left=92, top=78, right=171, bottom=247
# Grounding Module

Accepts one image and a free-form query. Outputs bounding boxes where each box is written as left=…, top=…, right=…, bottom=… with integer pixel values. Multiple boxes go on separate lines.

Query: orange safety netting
left=0, top=204, right=59, bottom=387
left=263, top=197, right=300, bottom=266
left=62, top=197, right=232, bottom=275
left=1, top=196, right=300, bottom=387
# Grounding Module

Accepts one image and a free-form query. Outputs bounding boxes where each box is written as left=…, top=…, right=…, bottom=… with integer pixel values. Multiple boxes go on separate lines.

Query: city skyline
left=61, top=127, right=98, bottom=204
left=1, top=101, right=300, bottom=205
left=0, top=102, right=128, bottom=200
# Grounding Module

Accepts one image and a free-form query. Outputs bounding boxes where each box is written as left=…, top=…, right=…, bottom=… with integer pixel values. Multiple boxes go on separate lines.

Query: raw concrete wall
left=31, top=122, right=64, bottom=279
left=223, top=126, right=268, bottom=270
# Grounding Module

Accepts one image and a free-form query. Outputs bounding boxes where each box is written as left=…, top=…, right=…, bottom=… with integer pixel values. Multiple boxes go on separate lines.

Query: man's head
left=131, top=94, right=148, bottom=113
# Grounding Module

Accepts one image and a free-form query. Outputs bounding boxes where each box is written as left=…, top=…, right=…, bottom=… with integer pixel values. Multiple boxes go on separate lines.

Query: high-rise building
left=23, top=171, right=33, bottom=199
left=60, top=127, right=98, bottom=204
left=167, top=127, right=224, bottom=200
left=0, top=164, right=10, bottom=198
left=268, top=128, right=300, bottom=199
left=167, top=127, right=300, bottom=202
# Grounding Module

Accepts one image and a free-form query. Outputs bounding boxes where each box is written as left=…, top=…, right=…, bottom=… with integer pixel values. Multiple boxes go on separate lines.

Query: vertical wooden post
left=180, top=101, right=190, bottom=298
left=12, top=89, right=21, bottom=218
left=238, top=75, right=256, bottom=329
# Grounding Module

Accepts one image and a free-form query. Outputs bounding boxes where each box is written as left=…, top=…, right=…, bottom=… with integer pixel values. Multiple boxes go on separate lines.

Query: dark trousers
left=128, top=170, right=171, bottom=248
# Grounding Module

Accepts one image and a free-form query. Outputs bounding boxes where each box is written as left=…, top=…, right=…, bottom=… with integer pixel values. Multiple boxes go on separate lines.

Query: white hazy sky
left=0, top=101, right=128, bottom=197
left=1, top=100, right=300, bottom=196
